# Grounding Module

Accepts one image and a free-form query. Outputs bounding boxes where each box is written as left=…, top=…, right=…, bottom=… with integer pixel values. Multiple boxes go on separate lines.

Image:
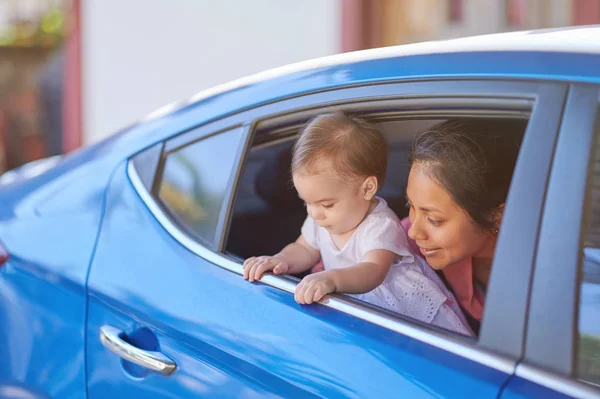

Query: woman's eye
left=427, top=218, right=444, bottom=227
left=303, top=202, right=308, bottom=208
left=322, top=203, right=334, bottom=209
left=405, top=201, right=413, bottom=209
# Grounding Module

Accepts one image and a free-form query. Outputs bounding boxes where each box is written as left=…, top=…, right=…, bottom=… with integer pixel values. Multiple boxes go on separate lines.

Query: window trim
left=254, top=98, right=531, bottom=132
left=215, top=122, right=254, bottom=252
left=479, top=83, right=568, bottom=357
left=129, top=78, right=567, bottom=376
left=131, top=142, right=163, bottom=192
left=522, top=85, right=600, bottom=394
left=162, top=78, right=543, bottom=151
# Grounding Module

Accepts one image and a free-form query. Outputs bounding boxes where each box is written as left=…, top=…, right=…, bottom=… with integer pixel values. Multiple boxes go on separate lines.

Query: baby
left=243, top=112, right=471, bottom=335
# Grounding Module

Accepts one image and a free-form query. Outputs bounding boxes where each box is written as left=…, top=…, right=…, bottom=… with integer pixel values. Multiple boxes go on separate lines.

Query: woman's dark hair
left=409, top=119, right=527, bottom=231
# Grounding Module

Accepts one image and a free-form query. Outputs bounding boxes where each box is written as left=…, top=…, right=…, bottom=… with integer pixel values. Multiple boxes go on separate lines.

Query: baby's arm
left=294, top=249, right=396, bottom=304
left=330, top=249, right=396, bottom=293
left=243, top=234, right=320, bottom=282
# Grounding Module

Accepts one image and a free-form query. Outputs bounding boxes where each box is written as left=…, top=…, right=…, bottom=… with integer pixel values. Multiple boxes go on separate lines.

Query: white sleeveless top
left=301, top=198, right=472, bottom=335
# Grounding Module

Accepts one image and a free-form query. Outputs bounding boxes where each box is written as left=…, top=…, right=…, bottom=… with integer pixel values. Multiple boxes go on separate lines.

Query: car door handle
left=99, top=325, right=177, bottom=375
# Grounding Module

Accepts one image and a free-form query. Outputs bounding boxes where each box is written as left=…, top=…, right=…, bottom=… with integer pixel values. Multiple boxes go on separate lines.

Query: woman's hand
left=295, top=270, right=337, bottom=304
left=243, top=256, right=289, bottom=282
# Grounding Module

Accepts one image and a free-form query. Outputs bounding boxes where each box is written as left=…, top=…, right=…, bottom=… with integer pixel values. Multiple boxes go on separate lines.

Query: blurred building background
left=0, top=0, right=64, bottom=172
left=0, top=0, right=599, bottom=173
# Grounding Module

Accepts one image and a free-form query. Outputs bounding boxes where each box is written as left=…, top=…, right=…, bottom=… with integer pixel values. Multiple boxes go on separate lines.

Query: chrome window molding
left=127, top=159, right=516, bottom=375
left=250, top=108, right=531, bottom=152
left=516, top=363, right=600, bottom=399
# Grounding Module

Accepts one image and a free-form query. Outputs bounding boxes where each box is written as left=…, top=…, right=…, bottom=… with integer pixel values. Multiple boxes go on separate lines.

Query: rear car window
left=158, top=127, right=244, bottom=247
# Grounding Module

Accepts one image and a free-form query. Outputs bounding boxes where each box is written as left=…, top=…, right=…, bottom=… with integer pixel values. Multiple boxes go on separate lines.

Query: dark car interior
left=225, top=118, right=445, bottom=259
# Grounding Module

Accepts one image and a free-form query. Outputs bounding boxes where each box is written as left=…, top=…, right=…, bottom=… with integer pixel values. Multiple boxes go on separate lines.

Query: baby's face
left=293, top=162, right=372, bottom=236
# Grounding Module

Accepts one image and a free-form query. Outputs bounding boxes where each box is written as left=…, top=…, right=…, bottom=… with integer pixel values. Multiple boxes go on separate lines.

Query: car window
left=158, top=127, right=244, bottom=247
left=578, top=127, right=600, bottom=387
left=225, top=113, right=528, bottom=338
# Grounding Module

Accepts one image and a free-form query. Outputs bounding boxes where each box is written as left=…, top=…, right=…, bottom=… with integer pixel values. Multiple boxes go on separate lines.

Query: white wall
left=82, top=0, right=341, bottom=144
left=440, top=0, right=573, bottom=39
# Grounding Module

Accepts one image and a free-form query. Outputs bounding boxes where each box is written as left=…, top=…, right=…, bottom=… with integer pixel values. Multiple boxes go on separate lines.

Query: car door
left=499, top=85, right=600, bottom=399
left=85, top=79, right=566, bottom=398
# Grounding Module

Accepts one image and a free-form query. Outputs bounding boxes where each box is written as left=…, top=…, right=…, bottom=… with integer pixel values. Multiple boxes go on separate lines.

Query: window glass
left=159, top=127, right=243, bottom=247
left=578, top=120, right=600, bottom=387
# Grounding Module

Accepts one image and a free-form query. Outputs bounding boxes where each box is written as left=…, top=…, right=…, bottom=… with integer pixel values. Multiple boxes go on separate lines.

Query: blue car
left=1, top=27, right=600, bottom=399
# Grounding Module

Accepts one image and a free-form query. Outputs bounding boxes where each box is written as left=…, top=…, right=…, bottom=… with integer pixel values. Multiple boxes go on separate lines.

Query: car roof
left=143, top=26, right=600, bottom=122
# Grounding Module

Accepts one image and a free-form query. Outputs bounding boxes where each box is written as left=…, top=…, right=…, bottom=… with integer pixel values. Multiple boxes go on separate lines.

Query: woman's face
left=405, top=163, right=496, bottom=270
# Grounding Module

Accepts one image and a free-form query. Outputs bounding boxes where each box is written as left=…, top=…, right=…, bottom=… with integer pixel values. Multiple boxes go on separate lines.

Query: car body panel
left=86, top=162, right=512, bottom=398
left=501, top=375, right=578, bottom=399
left=0, top=183, right=105, bottom=397
left=0, top=127, right=122, bottom=398
left=0, top=155, right=63, bottom=186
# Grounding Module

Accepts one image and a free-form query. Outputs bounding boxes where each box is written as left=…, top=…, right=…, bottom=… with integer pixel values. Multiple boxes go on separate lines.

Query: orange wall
left=573, top=0, right=600, bottom=25
left=63, top=0, right=82, bottom=153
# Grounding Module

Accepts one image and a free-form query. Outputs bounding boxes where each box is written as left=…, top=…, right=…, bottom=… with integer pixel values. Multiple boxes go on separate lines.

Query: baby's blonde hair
left=291, top=112, right=387, bottom=187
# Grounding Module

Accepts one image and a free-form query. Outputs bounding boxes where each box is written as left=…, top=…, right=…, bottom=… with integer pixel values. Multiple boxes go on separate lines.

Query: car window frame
left=517, top=84, right=600, bottom=399
left=153, top=123, right=253, bottom=251
left=128, top=78, right=567, bottom=376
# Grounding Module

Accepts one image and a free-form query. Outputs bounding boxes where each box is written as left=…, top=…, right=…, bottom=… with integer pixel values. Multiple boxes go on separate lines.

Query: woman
left=402, top=119, right=527, bottom=334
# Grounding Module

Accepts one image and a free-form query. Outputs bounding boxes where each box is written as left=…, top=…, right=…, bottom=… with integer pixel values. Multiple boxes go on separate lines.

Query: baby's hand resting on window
left=243, top=256, right=289, bottom=282
left=295, top=270, right=337, bottom=304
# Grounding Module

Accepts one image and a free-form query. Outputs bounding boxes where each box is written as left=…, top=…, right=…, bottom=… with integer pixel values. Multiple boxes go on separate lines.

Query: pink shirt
left=400, top=218, right=485, bottom=321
